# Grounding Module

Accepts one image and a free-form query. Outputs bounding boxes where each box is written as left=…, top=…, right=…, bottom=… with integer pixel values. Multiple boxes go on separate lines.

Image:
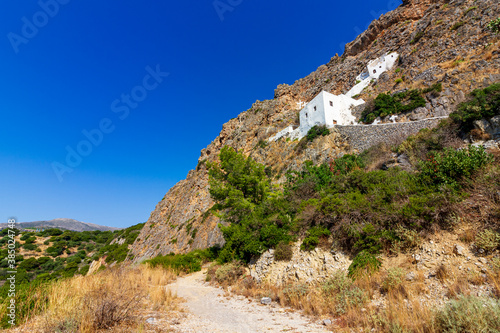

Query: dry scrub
left=207, top=259, right=500, bottom=332
left=7, top=265, right=177, bottom=332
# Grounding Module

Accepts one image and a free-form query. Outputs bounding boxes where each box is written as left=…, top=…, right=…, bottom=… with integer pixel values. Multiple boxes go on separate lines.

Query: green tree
left=208, top=146, right=270, bottom=223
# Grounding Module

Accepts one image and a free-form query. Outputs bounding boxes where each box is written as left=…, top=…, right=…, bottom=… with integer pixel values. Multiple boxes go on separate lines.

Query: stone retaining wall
left=333, top=117, right=447, bottom=152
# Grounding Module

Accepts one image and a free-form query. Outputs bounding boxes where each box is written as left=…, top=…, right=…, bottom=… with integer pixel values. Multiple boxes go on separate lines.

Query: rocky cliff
left=130, top=0, right=500, bottom=262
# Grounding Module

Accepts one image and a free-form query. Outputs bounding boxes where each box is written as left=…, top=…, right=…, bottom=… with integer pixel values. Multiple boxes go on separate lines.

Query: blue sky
left=0, top=0, right=401, bottom=228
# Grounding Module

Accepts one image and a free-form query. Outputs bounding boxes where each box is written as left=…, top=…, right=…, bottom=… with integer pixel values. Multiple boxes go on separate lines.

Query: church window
left=314, top=106, right=317, bottom=111
left=330, top=101, right=333, bottom=107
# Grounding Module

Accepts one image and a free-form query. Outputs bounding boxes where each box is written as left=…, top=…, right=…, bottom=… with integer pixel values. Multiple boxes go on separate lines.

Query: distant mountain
left=0, top=218, right=120, bottom=232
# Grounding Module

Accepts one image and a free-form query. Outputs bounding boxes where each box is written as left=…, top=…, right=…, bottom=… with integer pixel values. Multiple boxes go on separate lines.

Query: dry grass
left=9, top=265, right=177, bottom=332
left=209, top=254, right=499, bottom=332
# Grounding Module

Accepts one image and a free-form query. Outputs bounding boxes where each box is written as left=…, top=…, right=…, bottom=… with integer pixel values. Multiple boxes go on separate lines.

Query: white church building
left=297, top=91, right=362, bottom=137
left=268, top=52, right=399, bottom=142
left=367, top=52, right=399, bottom=80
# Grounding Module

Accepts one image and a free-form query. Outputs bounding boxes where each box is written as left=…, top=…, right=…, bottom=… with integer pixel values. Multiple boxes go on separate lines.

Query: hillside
left=130, top=0, right=500, bottom=262
left=0, top=223, right=144, bottom=291
left=0, top=218, right=120, bottom=232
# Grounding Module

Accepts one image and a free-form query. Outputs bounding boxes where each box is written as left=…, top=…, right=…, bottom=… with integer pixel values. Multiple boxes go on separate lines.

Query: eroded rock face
left=130, top=0, right=500, bottom=261
left=249, top=243, right=351, bottom=286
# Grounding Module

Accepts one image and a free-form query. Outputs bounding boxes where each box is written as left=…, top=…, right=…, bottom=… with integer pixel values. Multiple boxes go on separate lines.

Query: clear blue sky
left=0, top=0, right=401, bottom=228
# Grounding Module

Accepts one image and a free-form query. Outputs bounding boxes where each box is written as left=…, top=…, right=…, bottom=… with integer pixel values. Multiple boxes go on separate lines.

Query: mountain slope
left=130, top=0, right=500, bottom=262
left=0, top=218, right=120, bottom=232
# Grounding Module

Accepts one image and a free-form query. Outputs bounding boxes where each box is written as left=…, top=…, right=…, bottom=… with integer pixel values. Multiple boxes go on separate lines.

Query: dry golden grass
left=8, top=264, right=177, bottom=333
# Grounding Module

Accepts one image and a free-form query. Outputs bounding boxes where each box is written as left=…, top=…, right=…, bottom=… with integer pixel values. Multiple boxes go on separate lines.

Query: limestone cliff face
left=130, top=0, right=500, bottom=262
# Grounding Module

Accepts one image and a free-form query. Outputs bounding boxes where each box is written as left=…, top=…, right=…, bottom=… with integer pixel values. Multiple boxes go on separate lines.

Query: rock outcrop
left=130, top=0, right=500, bottom=261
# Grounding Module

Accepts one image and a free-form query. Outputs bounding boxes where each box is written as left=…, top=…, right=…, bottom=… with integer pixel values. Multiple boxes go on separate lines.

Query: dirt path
left=167, top=269, right=331, bottom=333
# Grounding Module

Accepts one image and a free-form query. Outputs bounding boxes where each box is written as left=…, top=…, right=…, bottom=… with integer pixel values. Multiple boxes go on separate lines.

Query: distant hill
left=0, top=218, right=120, bottom=232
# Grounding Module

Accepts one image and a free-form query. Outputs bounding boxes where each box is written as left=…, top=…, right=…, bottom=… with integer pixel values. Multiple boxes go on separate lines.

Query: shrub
left=79, top=265, right=90, bottom=276
left=475, top=229, right=500, bottom=253
left=274, top=242, right=293, bottom=261
left=395, top=78, right=403, bottom=84
left=214, top=262, right=245, bottom=284
left=419, top=146, right=493, bottom=187
left=145, top=248, right=218, bottom=274
left=361, top=89, right=426, bottom=123
left=450, top=83, right=500, bottom=130
left=423, top=82, right=442, bottom=97
left=20, top=233, right=35, bottom=241
left=393, top=226, right=421, bottom=253
left=300, top=226, right=330, bottom=251
left=348, top=250, right=382, bottom=279
left=434, top=296, right=500, bottom=332
left=22, top=243, right=37, bottom=251
left=321, top=271, right=367, bottom=315
left=306, top=125, right=330, bottom=141
left=330, top=154, right=365, bottom=176
left=282, top=283, right=309, bottom=301
left=487, top=17, right=500, bottom=34
left=256, top=140, right=268, bottom=149
left=382, top=267, right=405, bottom=292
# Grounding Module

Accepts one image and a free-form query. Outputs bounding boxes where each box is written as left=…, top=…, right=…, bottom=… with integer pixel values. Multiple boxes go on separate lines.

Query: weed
left=451, top=21, right=465, bottom=31
left=487, top=17, right=500, bottom=34
left=348, top=251, right=382, bottom=279
left=475, top=229, right=500, bottom=253
left=434, top=296, right=500, bottom=332
left=274, top=242, right=293, bottom=261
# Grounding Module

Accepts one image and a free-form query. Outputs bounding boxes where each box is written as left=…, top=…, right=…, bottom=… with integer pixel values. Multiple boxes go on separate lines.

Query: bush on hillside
left=419, top=145, right=493, bottom=187
left=145, top=248, right=219, bottom=274
left=274, top=242, right=293, bottom=261
left=330, top=154, right=365, bottom=175
left=487, top=17, right=500, bottom=34
left=475, top=229, right=500, bottom=253
left=361, top=89, right=426, bottom=123
left=306, top=125, right=330, bottom=141
left=434, top=296, right=500, bottom=332
left=450, top=83, right=500, bottom=130
left=347, top=250, right=382, bottom=279
left=300, top=226, right=330, bottom=251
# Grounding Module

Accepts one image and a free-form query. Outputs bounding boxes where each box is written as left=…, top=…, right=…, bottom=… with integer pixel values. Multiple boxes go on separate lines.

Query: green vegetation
left=361, top=89, right=426, bottom=123
left=434, top=296, right=500, bottom=332
left=463, top=6, right=477, bottom=15
left=450, top=82, right=500, bottom=131
left=256, top=139, right=268, bottom=149
left=321, top=271, right=368, bottom=315
left=410, top=31, right=425, bottom=44
left=300, top=226, right=330, bottom=251
left=450, top=21, right=465, bottom=31
left=208, top=146, right=292, bottom=263
left=487, top=17, right=500, bottom=34
left=0, top=222, right=145, bottom=310
left=304, top=125, right=330, bottom=142
left=475, top=229, right=500, bottom=253
left=144, top=247, right=219, bottom=274
left=201, top=111, right=496, bottom=268
left=274, top=242, right=293, bottom=261
left=348, top=251, right=382, bottom=278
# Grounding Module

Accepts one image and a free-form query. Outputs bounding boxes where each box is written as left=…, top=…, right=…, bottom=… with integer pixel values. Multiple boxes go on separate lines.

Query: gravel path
left=167, top=269, right=331, bottom=333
